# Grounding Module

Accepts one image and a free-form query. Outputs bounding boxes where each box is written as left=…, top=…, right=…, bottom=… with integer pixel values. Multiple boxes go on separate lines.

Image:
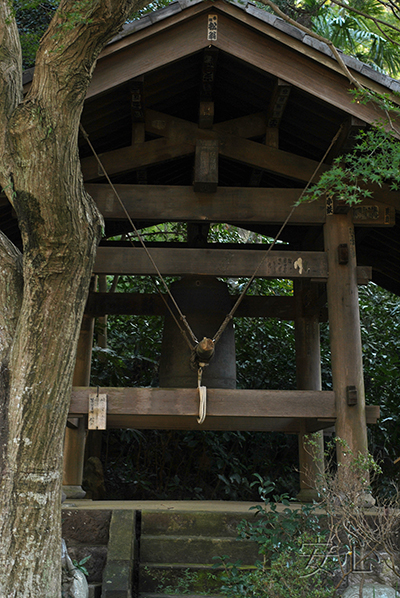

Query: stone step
left=139, top=562, right=255, bottom=595
left=141, top=594, right=223, bottom=598
left=139, top=563, right=224, bottom=594
left=140, top=594, right=223, bottom=598
left=140, top=534, right=258, bottom=565
left=141, top=510, right=255, bottom=538
left=88, top=583, right=102, bottom=598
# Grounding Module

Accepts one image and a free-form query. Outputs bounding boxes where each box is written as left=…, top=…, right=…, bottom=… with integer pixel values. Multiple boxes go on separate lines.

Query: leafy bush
left=214, top=476, right=335, bottom=598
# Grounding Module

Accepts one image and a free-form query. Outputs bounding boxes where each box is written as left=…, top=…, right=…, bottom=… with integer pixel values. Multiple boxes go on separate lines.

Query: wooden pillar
left=85, top=275, right=108, bottom=462
left=324, top=212, right=368, bottom=464
left=294, top=279, right=324, bottom=502
left=63, top=314, right=94, bottom=498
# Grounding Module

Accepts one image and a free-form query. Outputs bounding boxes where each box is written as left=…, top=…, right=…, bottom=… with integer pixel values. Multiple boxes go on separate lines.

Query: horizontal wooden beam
left=69, top=387, right=379, bottom=432
left=81, top=138, right=194, bottom=181
left=85, top=184, right=396, bottom=226
left=93, top=247, right=328, bottom=278
left=85, top=292, right=299, bottom=319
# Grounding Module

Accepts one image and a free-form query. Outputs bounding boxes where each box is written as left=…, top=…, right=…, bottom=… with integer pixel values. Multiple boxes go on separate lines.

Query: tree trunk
left=0, top=1, right=147, bottom=595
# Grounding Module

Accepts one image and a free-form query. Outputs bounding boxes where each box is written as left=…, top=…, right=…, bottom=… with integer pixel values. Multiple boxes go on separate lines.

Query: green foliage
left=72, top=555, right=91, bottom=577
left=100, top=428, right=299, bottom=500
left=144, top=566, right=219, bottom=595
left=303, top=117, right=400, bottom=206
left=255, top=0, right=400, bottom=76
left=214, top=479, right=335, bottom=598
left=14, top=0, right=57, bottom=68
left=358, top=284, right=400, bottom=494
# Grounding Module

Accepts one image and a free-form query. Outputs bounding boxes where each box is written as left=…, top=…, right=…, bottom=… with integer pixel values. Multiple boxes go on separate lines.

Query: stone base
left=63, top=485, right=86, bottom=499
left=296, top=488, right=320, bottom=503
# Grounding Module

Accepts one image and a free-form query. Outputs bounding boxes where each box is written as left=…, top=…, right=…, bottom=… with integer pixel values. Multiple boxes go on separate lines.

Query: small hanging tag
left=207, top=15, right=218, bottom=41
left=88, top=394, right=107, bottom=430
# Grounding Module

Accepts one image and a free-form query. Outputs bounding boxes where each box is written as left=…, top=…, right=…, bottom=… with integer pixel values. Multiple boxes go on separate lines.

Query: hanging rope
left=81, top=121, right=343, bottom=424
left=197, top=365, right=207, bottom=425
left=80, top=124, right=198, bottom=350
left=212, top=123, right=344, bottom=346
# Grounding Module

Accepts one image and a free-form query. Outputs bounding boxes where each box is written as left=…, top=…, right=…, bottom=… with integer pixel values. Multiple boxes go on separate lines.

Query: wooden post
left=294, top=279, right=324, bottom=502
left=193, top=139, right=218, bottom=192
left=324, top=212, right=368, bottom=464
left=62, top=314, right=94, bottom=498
left=84, top=276, right=108, bottom=463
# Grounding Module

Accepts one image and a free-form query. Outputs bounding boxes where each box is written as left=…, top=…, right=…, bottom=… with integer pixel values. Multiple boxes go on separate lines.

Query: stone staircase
left=138, top=509, right=259, bottom=597
left=62, top=503, right=261, bottom=597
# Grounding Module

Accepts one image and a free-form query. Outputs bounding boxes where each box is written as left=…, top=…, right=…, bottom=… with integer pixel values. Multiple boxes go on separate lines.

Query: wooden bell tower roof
left=79, top=0, right=400, bottom=294
left=8, top=0, right=399, bottom=296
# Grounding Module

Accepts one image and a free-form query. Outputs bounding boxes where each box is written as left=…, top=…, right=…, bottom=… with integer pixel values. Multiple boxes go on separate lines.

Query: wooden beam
left=266, top=79, right=291, bottom=148
left=71, top=387, right=335, bottom=418
left=219, top=134, right=327, bottom=183
left=200, top=46, right=218, bottom=101
left=85, top=292, right=298, bottom=319
left=144, top=108, right=326, bottom=184
left=85, top=11, right=210, bottom=100
left=86, top=183, right=395, bottom=226
left=146, top=110, right=267, bottom=141
left=86, top=184, right=317, bottom=223
left=69, top=387, right=379, bottom=431
left=325, top=116, right=366, bottom=165
left=81, top=138, right=195, bottom=181
left=199, top=101, right=214, bottom=129
left=214, top=11, right=397, bottom=126
left=93, top=247, right=329, bottom=278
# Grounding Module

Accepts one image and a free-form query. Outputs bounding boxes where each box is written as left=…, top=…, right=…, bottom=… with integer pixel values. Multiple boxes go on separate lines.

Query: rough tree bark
left=0, top=1, right=146, bottom=595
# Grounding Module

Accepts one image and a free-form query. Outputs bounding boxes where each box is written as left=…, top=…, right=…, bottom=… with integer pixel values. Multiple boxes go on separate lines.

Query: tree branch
left=258, top=0, right=364, bottom=90
left=29, top=0, right=149, bottom=115
left=0, top=0, right=23, bottom=190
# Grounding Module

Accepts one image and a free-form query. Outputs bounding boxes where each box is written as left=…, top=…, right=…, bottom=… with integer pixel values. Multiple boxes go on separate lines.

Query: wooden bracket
left=88, top=393, right=108, bottom=430
left=66, top=417, right=80, bottom=429
left=346, top=385, right=358, bottom=406
left=338, top=243, right=349, bottom=265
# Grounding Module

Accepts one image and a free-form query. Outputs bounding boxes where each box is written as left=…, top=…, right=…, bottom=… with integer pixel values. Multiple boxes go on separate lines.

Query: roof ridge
left=22, top=0, right=400, bottom=93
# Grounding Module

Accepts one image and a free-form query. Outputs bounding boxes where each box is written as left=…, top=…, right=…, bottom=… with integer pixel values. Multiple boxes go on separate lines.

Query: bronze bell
left=159, top=276, right=236, bottom=389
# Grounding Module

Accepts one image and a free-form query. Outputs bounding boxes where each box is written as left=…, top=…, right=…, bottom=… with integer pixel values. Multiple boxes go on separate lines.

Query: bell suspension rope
left=81, top=122, right=343, bottom=423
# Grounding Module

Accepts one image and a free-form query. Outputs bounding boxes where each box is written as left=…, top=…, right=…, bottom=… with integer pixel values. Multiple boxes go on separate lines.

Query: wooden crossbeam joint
left=193, top=139, right=218, bottom=192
